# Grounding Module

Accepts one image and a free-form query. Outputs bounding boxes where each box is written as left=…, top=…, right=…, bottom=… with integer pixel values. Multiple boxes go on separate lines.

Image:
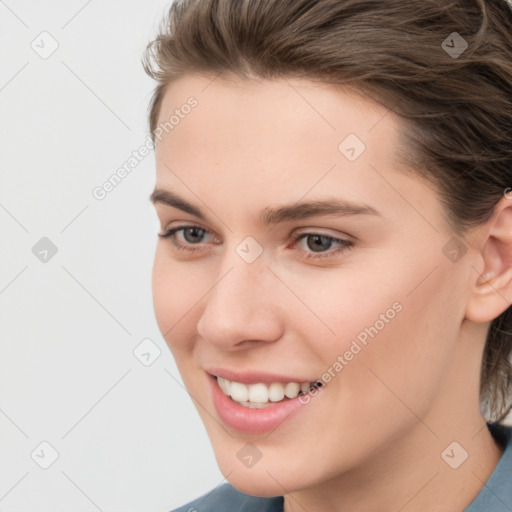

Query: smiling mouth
left=216, top=376, right=324, bottom=408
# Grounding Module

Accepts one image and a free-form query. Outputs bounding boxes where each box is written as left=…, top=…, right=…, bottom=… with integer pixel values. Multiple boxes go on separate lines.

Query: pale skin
left=150, top=73, right=512, bottom=512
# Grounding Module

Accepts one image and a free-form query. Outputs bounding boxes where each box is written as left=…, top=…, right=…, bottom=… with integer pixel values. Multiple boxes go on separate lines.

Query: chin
left=224, top=472, right=296, bottom=498
left=215, top=450, right=313, bottom=497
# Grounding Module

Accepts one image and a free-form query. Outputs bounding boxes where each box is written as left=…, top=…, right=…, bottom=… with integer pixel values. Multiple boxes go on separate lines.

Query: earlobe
left=465, top=197, right=512, bottom=323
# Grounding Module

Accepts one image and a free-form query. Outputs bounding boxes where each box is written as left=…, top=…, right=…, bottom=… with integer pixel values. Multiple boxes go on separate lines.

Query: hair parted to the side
left=142, top=0, right=512, bottom=422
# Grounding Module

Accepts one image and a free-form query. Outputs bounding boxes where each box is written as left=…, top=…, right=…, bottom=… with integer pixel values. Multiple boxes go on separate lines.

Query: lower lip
left=208, top=374, right=316, bottom=434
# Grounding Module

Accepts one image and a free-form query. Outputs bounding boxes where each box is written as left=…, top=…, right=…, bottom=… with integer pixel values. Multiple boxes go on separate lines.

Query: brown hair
left=142, top=0, right=512, bottom=422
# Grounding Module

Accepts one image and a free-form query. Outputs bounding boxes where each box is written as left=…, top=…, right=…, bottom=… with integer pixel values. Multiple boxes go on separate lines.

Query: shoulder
left=464, top=422, right=512, bottom=512
left=169, top=483, right=283, bottom=512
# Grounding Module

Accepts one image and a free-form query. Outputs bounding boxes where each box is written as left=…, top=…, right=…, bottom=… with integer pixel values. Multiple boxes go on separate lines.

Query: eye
left=158, top=225, right=354, bottom=259
left=158, top=225, right=217, bottom=254
left=290, top=232, right=354, bottom=259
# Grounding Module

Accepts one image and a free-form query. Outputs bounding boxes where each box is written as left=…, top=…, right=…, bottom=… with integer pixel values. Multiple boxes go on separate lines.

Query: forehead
left=156, top=74, right=394, bottom=147
left=155, top=74, right=396, bottom=177
left=153, top=74, right=443, bottom=232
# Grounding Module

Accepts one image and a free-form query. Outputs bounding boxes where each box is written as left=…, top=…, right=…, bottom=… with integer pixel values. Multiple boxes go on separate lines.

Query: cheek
left=295, top=248, right=462, bottom=412
left=334, top=264, right=464, bottom=429
left=278, top=255, right=407, bottom=353
left=151, top=248, right=201, bottom=351
left=151, top=249, right=173, bottom=336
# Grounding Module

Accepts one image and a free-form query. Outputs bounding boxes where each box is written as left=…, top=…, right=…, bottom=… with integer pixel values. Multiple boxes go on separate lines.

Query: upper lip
left=205, top=367, right=317, bottom=385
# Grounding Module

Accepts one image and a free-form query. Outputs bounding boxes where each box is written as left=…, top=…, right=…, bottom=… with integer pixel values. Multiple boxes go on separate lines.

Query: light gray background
left=1, top=1, right=224, bottom=511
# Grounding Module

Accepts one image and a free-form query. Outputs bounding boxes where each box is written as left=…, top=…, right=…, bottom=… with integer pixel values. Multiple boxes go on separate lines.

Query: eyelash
left=157, top=225, right=354, bottom=260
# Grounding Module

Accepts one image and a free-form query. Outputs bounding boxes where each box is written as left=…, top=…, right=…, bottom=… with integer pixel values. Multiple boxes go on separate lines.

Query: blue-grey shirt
left=171, top=422, right=512, bottom=512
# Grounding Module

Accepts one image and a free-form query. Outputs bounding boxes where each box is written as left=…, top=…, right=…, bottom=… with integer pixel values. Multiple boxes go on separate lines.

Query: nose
left=196, top=255, right=285, bottom=351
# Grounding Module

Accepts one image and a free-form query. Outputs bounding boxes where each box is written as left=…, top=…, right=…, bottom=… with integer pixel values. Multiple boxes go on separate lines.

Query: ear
left=465, top=196, right=512, bottom=323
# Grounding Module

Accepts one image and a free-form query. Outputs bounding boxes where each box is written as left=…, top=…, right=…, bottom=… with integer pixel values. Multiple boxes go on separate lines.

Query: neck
left=284, top=417, right=503, bottom=512
left=283, top=322, right=504, bottom=512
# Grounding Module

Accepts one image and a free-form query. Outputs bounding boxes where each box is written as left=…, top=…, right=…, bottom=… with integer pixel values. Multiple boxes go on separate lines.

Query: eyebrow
left=149, top=188, right=381, bottom=225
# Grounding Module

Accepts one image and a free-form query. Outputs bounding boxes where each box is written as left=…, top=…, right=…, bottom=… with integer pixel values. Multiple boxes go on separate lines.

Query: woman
left=144, top=0, right=512, bottom=510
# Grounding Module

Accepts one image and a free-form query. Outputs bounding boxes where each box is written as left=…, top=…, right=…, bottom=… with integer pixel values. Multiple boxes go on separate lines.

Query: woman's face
left=151, top=74, right=479, bottom=495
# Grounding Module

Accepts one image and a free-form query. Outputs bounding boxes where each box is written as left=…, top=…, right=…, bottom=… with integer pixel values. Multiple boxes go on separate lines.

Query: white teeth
left=248, top=383, right=268, bottom=402
left=230, top=381, right=249, bottom=402
left=216, top=376, right=318, bottom=407
left=217, top=377, right=230, bottom=395
left=268, top=382, right=285, bottom=402
left=284, top=382, right=300, bottom=398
